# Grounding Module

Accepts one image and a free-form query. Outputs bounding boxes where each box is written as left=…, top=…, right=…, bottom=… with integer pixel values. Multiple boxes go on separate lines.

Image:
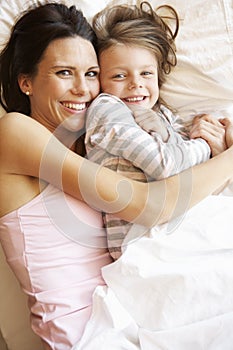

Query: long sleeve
left=85, top=94, right=210, bottom=181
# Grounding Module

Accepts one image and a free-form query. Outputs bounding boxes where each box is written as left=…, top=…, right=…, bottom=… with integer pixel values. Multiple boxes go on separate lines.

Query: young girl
left=85, top=2, right=230, bottom=259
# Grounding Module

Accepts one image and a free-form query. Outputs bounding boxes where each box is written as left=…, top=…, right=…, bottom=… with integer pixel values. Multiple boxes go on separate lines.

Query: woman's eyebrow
left=51, top=65, right=100, bottom=70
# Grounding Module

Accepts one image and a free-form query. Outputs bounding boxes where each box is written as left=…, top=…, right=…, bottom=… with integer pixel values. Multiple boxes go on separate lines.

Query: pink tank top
left=0, top=184, right=112, bottom=349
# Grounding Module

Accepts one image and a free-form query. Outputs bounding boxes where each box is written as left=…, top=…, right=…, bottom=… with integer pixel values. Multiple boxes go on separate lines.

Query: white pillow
left=157, top=0, right=233, bottom=120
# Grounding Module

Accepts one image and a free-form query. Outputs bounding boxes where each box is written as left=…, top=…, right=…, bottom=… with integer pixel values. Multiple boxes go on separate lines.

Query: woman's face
left=21, top=36, right=100, bottom=133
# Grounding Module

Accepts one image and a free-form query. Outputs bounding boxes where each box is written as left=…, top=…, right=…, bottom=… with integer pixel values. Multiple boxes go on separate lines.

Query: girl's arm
left=189, top=114, right=227, bottom=156
left=85, top=95, right=210, bottom=180
left=1, top=112, right=233, bottom=227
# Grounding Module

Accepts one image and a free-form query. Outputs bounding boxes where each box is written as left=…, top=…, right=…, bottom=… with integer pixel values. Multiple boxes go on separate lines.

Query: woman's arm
left=1, top=112, right=232, bottom=227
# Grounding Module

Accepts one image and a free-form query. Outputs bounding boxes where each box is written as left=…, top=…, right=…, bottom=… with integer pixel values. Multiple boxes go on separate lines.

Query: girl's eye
left=113, top=73, right=125, bottom=79
left=56, top=70, right=72, bottom=77
left=142, top=71, right=153, bottom=76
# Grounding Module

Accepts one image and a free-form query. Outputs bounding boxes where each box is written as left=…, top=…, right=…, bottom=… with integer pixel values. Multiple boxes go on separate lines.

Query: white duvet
left=74, top=194, right=233, bottom=350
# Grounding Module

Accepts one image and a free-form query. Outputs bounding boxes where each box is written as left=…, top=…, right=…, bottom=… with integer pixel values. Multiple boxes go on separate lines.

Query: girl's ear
left=18, top=74, right=32, bottom=95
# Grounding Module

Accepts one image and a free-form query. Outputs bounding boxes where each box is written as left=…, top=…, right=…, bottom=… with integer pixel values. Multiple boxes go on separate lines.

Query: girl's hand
left=220, top=118, right=233, bottom=148
left=189, top=114, right=227, bottom=156
left=131, top=106, right=169, bottom=142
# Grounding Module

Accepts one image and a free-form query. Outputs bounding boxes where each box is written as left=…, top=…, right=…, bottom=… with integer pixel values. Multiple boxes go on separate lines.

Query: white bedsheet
left=74, top=195, right=233, bottom=350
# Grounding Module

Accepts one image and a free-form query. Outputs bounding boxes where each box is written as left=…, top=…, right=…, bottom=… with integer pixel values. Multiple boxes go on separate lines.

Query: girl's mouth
left=123, top=96, right=146, bottom=103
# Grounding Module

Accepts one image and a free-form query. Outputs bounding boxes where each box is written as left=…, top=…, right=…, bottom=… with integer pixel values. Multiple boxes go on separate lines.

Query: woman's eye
left=56, top=70, right=71, bottom=77
left=86, top=71, right=99, bottom=78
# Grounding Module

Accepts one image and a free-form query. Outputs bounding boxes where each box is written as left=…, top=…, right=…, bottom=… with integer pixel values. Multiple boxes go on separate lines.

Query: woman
left=0, top=3, right=232, bottom=350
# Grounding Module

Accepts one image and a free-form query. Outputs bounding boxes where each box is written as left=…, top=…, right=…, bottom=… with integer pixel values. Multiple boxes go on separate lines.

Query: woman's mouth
left=61, top=102, right=88, bottom=111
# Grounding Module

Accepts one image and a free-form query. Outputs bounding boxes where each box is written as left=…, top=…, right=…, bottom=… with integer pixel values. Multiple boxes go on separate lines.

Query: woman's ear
left=18, top=74, right=32, bottom=96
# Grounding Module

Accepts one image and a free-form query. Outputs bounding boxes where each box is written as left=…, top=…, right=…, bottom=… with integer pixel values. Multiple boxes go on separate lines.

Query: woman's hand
left=189, top=114, right=227, bottom=156
left=131, top=106, right=169, bottom=142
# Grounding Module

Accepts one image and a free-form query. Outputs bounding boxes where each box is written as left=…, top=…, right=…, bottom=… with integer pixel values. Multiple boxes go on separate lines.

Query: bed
left=0, top=0, right=233, bottom=349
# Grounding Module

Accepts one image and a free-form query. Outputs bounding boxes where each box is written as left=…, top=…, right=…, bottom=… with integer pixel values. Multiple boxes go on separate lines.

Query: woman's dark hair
left=93, top=1, right=179, bottom=108
left=0, top=2, right=97, bottom=114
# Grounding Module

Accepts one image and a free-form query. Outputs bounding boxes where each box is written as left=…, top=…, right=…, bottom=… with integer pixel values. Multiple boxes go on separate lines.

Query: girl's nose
left=128, top=77, right=143, bottom=90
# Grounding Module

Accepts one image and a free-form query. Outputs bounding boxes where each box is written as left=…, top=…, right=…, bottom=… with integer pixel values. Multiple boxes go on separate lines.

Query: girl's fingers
left=220, top=118, right=233, bottom=148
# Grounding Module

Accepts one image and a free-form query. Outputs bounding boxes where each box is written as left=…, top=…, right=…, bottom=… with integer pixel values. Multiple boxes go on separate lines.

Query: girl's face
left=99, top=44, right=159, bottom=109
left=19, top=36, right=100, bottom=133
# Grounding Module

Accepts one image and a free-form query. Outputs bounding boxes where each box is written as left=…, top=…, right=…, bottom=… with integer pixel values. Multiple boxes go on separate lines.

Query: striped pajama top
left=85, top=93, right=211, bottom=260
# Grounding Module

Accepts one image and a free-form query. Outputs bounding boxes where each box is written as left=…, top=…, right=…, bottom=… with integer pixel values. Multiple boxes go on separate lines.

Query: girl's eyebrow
left=104, top=65, right=157, bottom=74
left=140, top=64, right=157, bottom=69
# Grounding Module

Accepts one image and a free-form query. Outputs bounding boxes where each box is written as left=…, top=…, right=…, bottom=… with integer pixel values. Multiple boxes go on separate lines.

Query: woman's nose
left=71, top=77, right=88, bottom=95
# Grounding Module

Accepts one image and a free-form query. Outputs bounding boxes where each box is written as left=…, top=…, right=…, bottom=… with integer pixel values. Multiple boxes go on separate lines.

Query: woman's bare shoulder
left=0, top=112, right=38, bottom=131
left=0, top=112, right=53, bottom=175
left=0, top=112, right=52, bottom=148
left=0, top=113, right=35, bottom=156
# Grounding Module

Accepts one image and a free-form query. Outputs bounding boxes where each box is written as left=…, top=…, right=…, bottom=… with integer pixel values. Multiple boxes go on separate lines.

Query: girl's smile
left=99, top=43, right=159, bottom=109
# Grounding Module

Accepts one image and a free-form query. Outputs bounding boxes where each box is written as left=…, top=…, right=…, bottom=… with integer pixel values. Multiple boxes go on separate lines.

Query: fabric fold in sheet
left=74, top=286, right=140, bottom=350
left=139, top=312, right=233, bottom=350
left=73, top=195, right=233, bottom=349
